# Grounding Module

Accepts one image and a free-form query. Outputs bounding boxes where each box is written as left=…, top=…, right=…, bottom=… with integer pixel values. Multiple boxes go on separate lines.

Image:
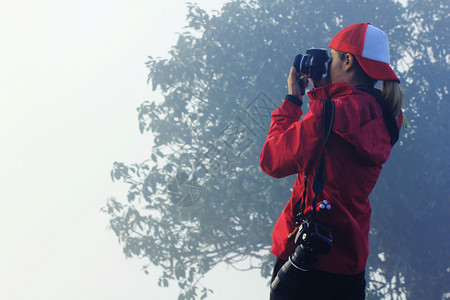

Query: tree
left=103, top=0, right=449, bottom=299
left=366, top=1, right=449, bottom=298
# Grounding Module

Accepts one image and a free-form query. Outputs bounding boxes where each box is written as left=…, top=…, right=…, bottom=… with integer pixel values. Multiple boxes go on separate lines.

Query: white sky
left=0, top=0, right=268, bottom=299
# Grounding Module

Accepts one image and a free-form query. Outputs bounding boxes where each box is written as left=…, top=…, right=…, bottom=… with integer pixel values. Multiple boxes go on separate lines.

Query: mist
left=1, top=0, right=448, bottom=299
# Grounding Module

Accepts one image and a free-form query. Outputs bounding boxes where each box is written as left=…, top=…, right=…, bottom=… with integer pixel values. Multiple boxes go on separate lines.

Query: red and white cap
left=329, top=22, right=400, bottom=82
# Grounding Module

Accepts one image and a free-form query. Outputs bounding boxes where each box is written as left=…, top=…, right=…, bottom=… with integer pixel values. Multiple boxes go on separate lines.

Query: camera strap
left=311, top=98, right=335, bottom=220
left=293, top=98, right=335, bottom=226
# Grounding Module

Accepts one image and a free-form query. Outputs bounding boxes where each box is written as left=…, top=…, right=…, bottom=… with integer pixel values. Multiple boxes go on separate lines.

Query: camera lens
left=300, top=55, right=310, bottom=75
left=293, top=54, right=303, bottom=73
left=270, top=244, right=316, bottom=296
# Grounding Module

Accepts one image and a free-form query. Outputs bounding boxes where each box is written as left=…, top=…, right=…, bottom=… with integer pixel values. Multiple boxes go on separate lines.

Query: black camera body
left=270, top=219, right=332, bottom=296
left=293, top=48, right=331, bottom=94
left=293, top=220, right=333, bottom=264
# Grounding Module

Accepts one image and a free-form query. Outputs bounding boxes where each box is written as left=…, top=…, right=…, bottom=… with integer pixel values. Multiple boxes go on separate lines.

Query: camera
left=293, top=48, right=331, bottom=94
left=270, top=219, right=332, bottom=296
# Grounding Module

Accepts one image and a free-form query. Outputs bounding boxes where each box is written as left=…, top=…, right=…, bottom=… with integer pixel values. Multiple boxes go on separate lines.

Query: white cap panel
left=361, top=24, right=390, bottom=64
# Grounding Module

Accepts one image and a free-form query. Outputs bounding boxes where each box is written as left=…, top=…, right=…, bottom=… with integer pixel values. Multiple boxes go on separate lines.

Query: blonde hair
left=382, top=80, right=403, bottom=117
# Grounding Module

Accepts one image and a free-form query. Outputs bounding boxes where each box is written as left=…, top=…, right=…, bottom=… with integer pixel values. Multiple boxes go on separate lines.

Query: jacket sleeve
left=259, top=99, right=323, bottom=178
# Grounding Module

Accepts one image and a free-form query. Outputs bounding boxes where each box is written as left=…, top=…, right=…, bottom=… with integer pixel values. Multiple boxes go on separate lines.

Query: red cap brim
left=355, top=55, right=400, bottom=83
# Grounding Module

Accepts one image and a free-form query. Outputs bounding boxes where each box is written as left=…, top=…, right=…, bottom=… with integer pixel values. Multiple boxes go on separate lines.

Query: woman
left=260, top=23, right=404, bottom=300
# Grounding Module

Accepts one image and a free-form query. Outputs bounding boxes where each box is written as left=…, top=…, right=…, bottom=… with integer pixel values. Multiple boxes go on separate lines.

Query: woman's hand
left=288, top=67, right=308, bottom=98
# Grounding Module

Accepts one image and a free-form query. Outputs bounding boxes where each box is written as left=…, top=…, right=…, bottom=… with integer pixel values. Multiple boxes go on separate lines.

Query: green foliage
left=103, top=0, right=449, bottom=299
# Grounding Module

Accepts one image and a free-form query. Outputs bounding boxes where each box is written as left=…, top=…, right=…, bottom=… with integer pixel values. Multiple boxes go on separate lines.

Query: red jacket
left=260, top=82, right=402, bottom=275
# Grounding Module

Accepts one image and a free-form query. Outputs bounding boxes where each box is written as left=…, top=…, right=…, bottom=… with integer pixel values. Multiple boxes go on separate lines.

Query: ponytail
left=382, top=80, right=403, bottom=117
